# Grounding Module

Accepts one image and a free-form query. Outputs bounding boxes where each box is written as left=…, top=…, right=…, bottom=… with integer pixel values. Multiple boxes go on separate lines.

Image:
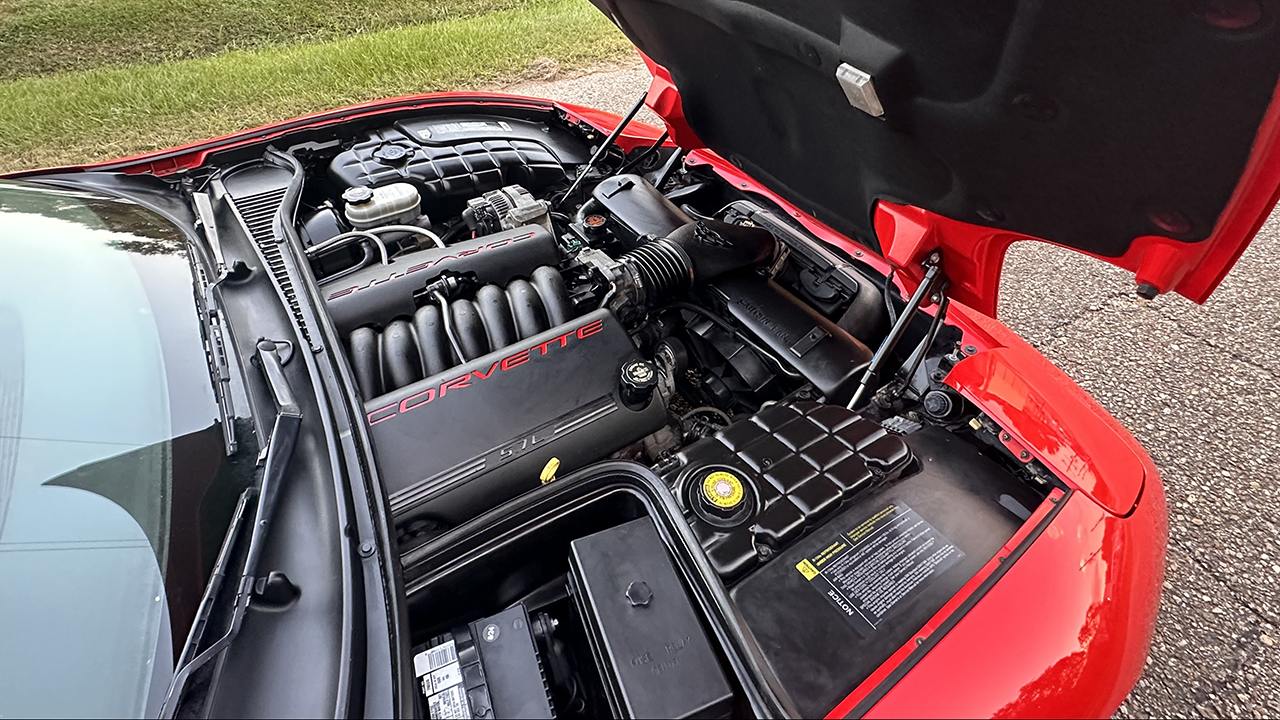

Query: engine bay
left=193, top=104, right=1061, bottom=718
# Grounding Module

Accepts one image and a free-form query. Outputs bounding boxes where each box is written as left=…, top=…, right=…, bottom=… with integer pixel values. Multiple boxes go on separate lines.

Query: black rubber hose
left=440, top=220, right=470, bottom=244
left=895, top=296, right=950, bottom=397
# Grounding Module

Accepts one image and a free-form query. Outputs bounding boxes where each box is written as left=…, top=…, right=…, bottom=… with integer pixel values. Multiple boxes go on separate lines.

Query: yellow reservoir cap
left=702, top=470, right=745, bottom=509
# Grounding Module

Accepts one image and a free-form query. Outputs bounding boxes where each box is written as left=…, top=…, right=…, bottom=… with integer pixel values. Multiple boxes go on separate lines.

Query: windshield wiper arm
left=165, top=486, right=255, bottom=680
left=189, top=190, right=249, bottom=456
left=158, top=339, right=302, bottom=718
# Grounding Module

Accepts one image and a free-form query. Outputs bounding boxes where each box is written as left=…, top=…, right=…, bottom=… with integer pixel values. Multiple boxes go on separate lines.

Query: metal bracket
left=836, top=63, right=885, bottom=118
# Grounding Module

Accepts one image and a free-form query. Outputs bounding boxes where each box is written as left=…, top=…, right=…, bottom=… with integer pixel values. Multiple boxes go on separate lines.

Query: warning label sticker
left=427, top=684, right=471, bottom=720
left=796, top=503, right=964, bottom=637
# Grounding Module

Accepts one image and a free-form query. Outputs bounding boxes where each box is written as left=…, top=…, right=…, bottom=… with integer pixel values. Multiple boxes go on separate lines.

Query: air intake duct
left=618, top=219, right=776, bottom=307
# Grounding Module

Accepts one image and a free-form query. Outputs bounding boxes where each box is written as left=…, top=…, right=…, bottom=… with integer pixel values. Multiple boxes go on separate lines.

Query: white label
left=431, top=121, right=513, bottom=135
left=427, top=684, right=472, bottom=720
left=413, top=640, right=458, bottom=677
left=428, top=662, right=463, bottom=694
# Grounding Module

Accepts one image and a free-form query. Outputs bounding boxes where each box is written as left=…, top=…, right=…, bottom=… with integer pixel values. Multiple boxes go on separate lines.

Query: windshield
left=0, top=181, right=257, bottom=718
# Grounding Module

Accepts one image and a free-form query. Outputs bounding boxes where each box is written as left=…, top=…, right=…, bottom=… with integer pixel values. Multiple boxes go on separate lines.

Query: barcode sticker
left=413, top=640, right=458, bottom=677
left=427, top=684, right=471, bottom=720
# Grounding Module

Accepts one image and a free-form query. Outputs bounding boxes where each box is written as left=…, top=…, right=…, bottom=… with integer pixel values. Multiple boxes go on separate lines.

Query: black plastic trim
left=263, top=148, right=415, bottom=718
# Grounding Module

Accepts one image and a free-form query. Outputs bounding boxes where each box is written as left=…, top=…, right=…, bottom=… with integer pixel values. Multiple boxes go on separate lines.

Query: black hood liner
left=592, top=0, right=1280, bottom=257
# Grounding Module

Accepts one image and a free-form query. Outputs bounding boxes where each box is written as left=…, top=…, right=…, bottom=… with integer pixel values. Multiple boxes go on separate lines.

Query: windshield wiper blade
left=158, top=339, right=302, bottom=718
left=189, top=190, right=246, bottom=456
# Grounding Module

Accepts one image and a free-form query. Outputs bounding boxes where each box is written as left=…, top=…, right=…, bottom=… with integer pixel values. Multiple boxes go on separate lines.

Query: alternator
left=463, top=184, right=553, bottom=235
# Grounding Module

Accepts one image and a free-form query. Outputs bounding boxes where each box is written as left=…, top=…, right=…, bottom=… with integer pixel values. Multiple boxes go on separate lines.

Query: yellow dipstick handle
left=540, top=457, right=561, bottom=484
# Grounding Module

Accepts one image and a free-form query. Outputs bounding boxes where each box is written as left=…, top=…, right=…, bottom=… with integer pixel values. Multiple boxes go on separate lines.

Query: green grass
left=0, top=0, right=540, bottom=81
left=0, top=0, right=634, bottom=172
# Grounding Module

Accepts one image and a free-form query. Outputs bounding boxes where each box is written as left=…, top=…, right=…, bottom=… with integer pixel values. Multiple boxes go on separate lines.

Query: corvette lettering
left=366, top=317, right=605, bottom=425
left=326, top=231, right=537, bottom=301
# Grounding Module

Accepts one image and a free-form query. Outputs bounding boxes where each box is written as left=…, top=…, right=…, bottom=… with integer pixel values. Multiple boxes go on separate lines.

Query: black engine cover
left=365, top=309, right=668, bottom=525
left=328, top=115, right=585, bottom=203
left=322, top=225, right=560, bottom=335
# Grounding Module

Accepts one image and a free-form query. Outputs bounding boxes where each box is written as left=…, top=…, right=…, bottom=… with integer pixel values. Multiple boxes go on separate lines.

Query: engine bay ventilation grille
left=235, top=186, right=285, bottom=241
left=225, top=181, right=315, bottom=348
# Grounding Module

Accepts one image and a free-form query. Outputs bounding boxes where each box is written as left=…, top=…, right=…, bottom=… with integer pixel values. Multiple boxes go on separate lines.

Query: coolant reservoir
left=342, top=183, right=421, bottom=229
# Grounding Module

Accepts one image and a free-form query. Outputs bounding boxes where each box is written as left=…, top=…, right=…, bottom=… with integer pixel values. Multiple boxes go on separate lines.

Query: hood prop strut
left=847, top=254, right=947, bottom=410
left=556, top=92, right=649, bottom=209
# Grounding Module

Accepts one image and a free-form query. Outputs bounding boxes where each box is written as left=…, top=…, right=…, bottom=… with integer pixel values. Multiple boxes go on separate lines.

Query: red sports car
left=2, top=1, right=1277, bottom=717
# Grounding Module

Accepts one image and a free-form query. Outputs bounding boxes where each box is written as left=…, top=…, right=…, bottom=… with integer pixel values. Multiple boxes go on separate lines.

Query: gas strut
left=847, top=254, right=947, bottom=410
left=556, top=92, right=649, bottom=208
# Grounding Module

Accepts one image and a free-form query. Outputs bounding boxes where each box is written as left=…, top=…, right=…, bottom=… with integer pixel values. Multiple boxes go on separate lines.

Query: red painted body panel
left=640, top=53, right=703, bottom=150
left=862, top=482, right=1167, bottom=719
left=8, top=88, right=1170, bottom=718
left=825, top=487, right=1067, bottom=718
left=945, top=342, right=1146, bottom=517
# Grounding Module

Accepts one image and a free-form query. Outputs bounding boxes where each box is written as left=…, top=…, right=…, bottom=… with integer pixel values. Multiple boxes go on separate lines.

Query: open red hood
left=592, top=0, right=1280, bottom=314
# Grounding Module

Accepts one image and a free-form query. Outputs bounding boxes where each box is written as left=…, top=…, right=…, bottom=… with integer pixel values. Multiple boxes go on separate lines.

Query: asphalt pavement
left=501, top=60, right=1280, bottom=718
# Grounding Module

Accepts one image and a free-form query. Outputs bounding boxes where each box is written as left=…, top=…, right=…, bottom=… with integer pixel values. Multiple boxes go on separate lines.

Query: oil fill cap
left=620, top=360, right=658, bottom=407
left=702, top=470, right=745, bottom=510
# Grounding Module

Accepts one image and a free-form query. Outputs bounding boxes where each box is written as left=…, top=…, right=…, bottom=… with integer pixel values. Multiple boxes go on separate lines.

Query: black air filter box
left=366, top=310, right=667, bottom=525
left=710, top=272, right=872, bottom=404
left=591, top=173, right=692, bottom=244
left=569, top=518, right=733, bottom=719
